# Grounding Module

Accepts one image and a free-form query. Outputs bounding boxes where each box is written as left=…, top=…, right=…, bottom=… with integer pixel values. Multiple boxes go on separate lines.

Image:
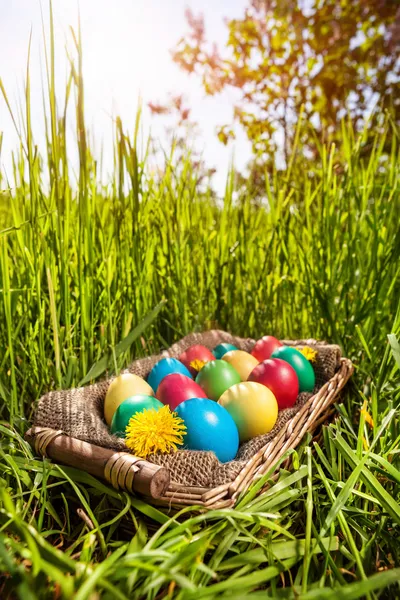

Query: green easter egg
left=196, top=360, right=241, bottom=401
left=271, top=346, right=315, bottom=392
left=110, top=395, right=163, bottom=437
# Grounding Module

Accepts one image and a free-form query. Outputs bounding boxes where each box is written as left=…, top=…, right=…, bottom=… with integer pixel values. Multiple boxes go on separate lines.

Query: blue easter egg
left=147, top=357, right=193, bottom=392
left=175, top=398, right=239, bottom=463
left=213, top=343, right=238, bottom=359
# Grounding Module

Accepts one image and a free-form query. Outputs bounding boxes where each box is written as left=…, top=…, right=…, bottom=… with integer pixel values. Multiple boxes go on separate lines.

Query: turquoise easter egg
left=175, top=398, right=239, bottom=463
left=147, top=357, right=193, bottom=392
left=110, top=395, right=163, bottom=437
left=271, top=346, right=315, bottom=392
left=212, top=343, right=238, bottom=359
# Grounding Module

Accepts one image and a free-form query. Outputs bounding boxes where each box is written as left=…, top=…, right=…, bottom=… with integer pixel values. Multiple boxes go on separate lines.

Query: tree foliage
left=172, top=0, right=400, bottom=167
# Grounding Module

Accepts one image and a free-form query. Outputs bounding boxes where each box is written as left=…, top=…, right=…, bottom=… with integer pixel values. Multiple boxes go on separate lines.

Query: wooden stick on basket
left=25, top=426, right=170, bottom=499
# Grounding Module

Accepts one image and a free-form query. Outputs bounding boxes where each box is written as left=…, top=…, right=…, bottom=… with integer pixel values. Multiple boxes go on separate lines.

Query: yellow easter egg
left=218, top=381, right=278, bottom=442
left=222, top=350, right=259, bottom=381
left=104, top=373, right=154, bottom=425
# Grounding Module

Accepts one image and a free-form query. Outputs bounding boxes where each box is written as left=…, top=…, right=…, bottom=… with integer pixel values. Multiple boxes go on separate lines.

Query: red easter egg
left=248, top=358, right=299, bottom=409
left=251, top=336, right=282, bottom=362
left=178, top=345, right=215, bottom=376
left=156, top=373, right=207, bottom=410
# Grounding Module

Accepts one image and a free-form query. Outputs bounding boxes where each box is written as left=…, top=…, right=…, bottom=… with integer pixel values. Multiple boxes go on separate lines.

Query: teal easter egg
left=212, top=343, right=238, bottom=359
left=147, top=357, right=193, bottom=392
left=196, top=360, right=241, bottom=400
left=110, top=395, right=163, bottom=437
left=175, top=398, right=239, bottom=463
left=271, top=346, right=315, bottom=392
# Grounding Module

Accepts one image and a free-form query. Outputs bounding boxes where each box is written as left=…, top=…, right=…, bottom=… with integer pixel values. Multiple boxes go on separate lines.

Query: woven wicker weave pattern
left=32, top=331, right=353, bottom=508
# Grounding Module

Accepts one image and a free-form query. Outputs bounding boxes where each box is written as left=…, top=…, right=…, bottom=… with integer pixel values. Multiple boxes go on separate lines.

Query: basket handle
left=25, top=426, right=170, bottom=499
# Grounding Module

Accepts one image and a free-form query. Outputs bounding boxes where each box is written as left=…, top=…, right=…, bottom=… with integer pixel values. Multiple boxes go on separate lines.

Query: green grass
left=0, top=11, right=400, bottom=599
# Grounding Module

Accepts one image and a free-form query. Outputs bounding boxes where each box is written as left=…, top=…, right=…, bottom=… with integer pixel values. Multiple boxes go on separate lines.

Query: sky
left=0, top=0, right=252, bottom=194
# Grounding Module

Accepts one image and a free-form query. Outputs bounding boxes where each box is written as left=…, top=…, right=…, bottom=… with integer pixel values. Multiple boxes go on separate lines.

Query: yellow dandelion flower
left=190, top=359, right=206, bottom=372
left=125, top=405, right=186, bottom=459
left=298, top=346, right=318, bottom=362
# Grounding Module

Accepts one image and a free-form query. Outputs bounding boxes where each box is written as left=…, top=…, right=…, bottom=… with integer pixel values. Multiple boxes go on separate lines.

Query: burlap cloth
left=34, top=331, right=341, bottom=487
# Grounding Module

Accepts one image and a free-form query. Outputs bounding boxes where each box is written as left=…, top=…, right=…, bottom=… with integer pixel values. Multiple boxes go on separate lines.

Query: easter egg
left=222, top=350, right=259, bottom=381
left=212, top=343, right=238, bottom=359
left=248, top=358, right=299, bottom=409
left=271, top=346, right=315, bottom=392
left=156, top=373, right=207, bottom=410
left=104, top=373, right=154, bottom=425
left=178, top=345, right=215, bottom=376
left=196, top=360, right=241, bottom=401
left=251, top=336, right=282, bottom=362
left=175, top=398, right=239, bottom=463
left=218, top=382, right=278, bottom=442
left=147, top=358, right=193, bottom=393
left=110, top=395, right=163, bottom=437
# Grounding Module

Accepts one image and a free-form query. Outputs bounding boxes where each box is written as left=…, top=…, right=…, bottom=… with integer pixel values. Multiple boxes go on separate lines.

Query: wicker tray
left=26, top=332, right=353, bottom=510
